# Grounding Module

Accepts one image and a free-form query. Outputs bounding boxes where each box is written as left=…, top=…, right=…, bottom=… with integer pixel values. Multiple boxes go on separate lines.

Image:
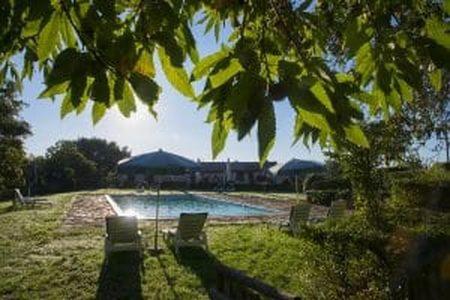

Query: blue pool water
left=108, top=194, right=273, bottom=219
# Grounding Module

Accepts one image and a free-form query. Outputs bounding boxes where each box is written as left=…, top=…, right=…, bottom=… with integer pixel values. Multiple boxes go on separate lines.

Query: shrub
left=299, top=215, right=390, bottom=298
left=389, top=167, right=450, bottom=212
left=309, top=177, right=351, bottom=191
left=302, top=173, right=327, bottom=191
left=306, top=189, right=351, bottom=206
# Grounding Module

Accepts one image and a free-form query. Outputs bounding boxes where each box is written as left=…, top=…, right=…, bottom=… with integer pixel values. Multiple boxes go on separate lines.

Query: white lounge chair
left=14, top=189, right=51, bottom=207
left=280, top=203, right=312, bottom=236
left=327, top=199, right=347, bottom=220
left=104, top=216, right=143, bottom=259
left=162, top=212, right=208, bottom=255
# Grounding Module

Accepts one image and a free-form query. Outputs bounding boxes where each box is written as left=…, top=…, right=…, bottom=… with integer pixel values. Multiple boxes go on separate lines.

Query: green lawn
left=2, top=191, right=444, bottom=299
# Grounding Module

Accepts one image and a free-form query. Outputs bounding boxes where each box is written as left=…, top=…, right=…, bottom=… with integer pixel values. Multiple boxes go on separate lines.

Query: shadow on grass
left=171, top=246, right=219, bottom=291
left=0, top=205, right=16, bottom=215
left=0, top=204, right=50, bottom=215
left=96, top=251, right=144, bottom=300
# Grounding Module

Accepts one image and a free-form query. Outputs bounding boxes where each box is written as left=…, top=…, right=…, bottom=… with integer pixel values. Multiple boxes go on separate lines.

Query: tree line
left=0, top=81, right=130, bottom=199
left=27, top=138, right=130, bottom=195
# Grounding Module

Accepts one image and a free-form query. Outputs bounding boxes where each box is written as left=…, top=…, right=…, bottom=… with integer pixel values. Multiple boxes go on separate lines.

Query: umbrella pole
left=154, top=183, right=160, bottom=251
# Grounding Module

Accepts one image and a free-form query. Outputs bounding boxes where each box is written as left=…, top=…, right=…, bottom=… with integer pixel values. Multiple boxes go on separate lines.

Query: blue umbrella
left=118, top=149, right=199, bottom=253
left=271, top=159, right=324, bottom=177
left=271, top=159, right=324, bottom=193
left=118, top=149, right=199, bottom=175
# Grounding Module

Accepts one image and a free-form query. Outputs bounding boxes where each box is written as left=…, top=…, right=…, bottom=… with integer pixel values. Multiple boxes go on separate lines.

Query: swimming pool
left=107, top=194, right=274, bottom=219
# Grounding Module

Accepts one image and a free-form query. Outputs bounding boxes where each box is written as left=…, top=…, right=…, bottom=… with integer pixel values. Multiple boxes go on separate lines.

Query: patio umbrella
left=118, top=149, right=200, bottom=253
left=270, top=159, right=324, bottom=193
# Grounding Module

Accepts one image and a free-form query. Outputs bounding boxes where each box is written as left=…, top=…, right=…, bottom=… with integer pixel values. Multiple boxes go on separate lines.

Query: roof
left=271, top=159, right=324, bottom=175
left=199, top=161, right=277, bottom=173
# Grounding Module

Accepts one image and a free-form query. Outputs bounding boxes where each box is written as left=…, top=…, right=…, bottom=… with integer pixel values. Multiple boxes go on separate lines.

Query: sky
left=19, top=23, right=326, bottom=164
left=18, top=21, right=446, bottom=164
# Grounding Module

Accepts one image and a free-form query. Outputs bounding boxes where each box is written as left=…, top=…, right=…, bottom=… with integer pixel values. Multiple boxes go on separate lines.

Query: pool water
left=108, top=194, right=273, bottom=219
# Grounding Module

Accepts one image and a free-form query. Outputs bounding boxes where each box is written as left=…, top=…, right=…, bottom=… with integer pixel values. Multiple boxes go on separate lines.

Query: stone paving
left=63, top=192, right=330, bottom=227
left=63, top=195, right=116, bottom=227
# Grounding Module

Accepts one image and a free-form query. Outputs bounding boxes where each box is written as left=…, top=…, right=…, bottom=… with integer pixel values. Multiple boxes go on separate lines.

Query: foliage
left=0, top=194, right=388, bottom=299
left=326, top=120, right=421, bottom=227
left=302, top=173, right=326, bottom=191
left=1, top=190, right=449, bottom=298
left=301, top=215, right=390, bottom=298
left=0, top=81, right=31, bottom=199
left=306, top=189, right=351, bottom=207
left=391, top=70, right=450, bottom=160
left=1, top=1, right=450, bottom=162
left=303, top=170, right=351, bottom=206
left=388, top=167, right=450, bottom=222
left=72, top=137, right=131, bottom=184
left=39, top=141, right=98, bottom=193
left=28, top=138, right=130, bottom=194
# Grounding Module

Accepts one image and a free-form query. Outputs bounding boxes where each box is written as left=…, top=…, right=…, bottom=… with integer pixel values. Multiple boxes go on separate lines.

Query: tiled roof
left=199, top=161, right=276, bottom=173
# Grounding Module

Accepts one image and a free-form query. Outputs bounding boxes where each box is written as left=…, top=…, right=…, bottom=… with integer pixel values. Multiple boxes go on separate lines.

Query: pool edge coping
left=105, top=192, right=288, bottom=221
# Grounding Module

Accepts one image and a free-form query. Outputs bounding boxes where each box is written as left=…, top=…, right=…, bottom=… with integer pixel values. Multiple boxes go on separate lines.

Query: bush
left=309, top=177, right=351, bottom=191
left=299, top=216, right=390, bottom=298
left=302, top=173, right=326, bottom=191
left=306, top=189, right=351, bottom=206
left=389, top=167, right=450, bottom=212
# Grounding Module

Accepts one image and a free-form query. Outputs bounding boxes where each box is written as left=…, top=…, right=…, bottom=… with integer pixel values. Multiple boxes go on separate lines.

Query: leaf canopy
left=2, top=0, right=450, bottom=162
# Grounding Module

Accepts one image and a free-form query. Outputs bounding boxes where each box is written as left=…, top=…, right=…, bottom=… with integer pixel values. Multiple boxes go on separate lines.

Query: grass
left=0, top=191, right=331, bottom=299
left=1, top=191, right=447, bottom=299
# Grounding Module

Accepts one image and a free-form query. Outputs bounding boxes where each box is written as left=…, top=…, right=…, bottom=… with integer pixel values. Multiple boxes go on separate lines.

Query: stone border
left=105, top=192, right=290, bottom=222
left=63, top=192, right=328, bottom=226
left=63, top=195, right=116, bottom=227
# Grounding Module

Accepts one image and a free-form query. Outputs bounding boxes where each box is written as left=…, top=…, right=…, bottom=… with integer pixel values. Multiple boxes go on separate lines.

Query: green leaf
left=158, top=47, right=194, bottom=98
left=117, top=80, right=136, bottom=117
left=209, top=58, right=243, bottom=88
left=356, top=43, right=375, bottom=84
left=134, top=50, right=155, bottom=78
left=39, top=82, right=69, bottom=99
left=395, top=78, right=413, bottom=102
left=22, top=19, right=42, bottom=38
left=191, top=49, right=229, bottom=80
left=445, top=0, right=450, bottom=14
left=177, top=23, right=199, bottom=64
left=46, top=48, right=80, bottom=85
left=129, top=72, right=160, bottom=117
left=310, top=82, right=335, bottom=113
left=70, top=73, right=87, bottom=107
left=429, top=68, right=442, bottom=92
left=91, top=71, right=110, bottom=104
left=60, top=92, right=75, bottom=118
left=343, top=17, right=371, bottom=56
left=37, top=12, right=61, bottom=61
left=76, top=96, right=89, bottom=115
left=425, top=17, right=450, bottom=50
left=226, top=74, right=262, bottom=139
left=61, top=15, right=77, bottom=48
left=92, top=102, right=107, bottom=125
left=258, top=99, right=276, bottom=165
left=298, top=108, right=331, bottom=132
left=214, top=22, right=221, bottom=42
left=211, top=119, right=230, bottom=159
left=344, top=124, right=369, bottom=148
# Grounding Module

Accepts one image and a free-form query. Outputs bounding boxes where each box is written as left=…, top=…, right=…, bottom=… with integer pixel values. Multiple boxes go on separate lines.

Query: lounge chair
left=327, top=199, right=347, bottom=220
left=162, top=212, right=208, bottom=255
left=280, top=203, right=312, bottom=236
left=14, top=188, right=51, bottom=207
left=104, top=216, right=142, bottom=259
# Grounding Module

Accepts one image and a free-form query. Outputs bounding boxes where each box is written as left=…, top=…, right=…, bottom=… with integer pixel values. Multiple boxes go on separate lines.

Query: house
left=196, top=160, right=277, bottom=187
left=117, top=149, right=323, bottom=190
